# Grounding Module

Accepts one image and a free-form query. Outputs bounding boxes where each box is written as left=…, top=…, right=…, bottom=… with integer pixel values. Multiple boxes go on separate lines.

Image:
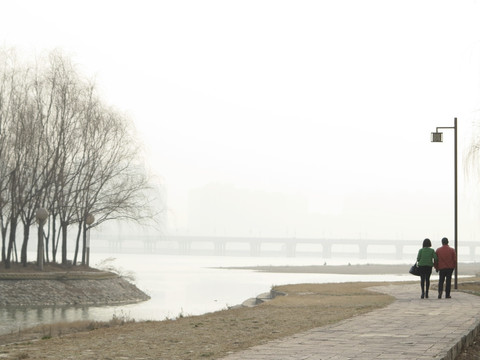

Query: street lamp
left=36, top=208, right=49, bottom=271
left=431, top=117, right=458, bottom=289
left=85, top=214, right=95, bottom=267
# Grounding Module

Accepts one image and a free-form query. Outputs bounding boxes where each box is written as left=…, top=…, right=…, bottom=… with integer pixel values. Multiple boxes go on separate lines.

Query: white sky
left=2, top=0, right=480, bottom=240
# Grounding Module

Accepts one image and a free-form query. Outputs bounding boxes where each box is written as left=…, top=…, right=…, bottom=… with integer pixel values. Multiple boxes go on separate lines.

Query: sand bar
left=222, top=262, right=480, bottom=275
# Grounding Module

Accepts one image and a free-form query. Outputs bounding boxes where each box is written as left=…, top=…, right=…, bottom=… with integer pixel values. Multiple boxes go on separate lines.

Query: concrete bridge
left=92, top=234, right=480, bottom=261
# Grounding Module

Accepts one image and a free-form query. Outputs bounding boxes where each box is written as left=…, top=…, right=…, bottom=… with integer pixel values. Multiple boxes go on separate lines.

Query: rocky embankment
left=235, top=289, right=287, bottom=308
left=0, top=271, right=150, bottom=307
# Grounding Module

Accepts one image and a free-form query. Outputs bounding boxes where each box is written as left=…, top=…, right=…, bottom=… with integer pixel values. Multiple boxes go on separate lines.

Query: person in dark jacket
left=435, top=237, right=457, bottom=299
left=417, top=238, right=438, bottom=299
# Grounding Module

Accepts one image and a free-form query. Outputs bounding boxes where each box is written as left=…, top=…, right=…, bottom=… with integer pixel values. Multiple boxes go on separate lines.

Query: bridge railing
left=90, top=235, right=479, bottom=260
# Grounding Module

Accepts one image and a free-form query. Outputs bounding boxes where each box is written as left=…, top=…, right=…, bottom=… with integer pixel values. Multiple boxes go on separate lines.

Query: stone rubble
left=0, top=275, right=150, bottom=307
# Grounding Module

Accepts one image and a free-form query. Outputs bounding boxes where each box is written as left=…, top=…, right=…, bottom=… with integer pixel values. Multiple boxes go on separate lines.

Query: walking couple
left=417, top=237, right=457, bottom=299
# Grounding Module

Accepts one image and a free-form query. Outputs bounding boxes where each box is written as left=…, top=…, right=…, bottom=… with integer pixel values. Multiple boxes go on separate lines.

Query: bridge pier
left=285, top=243, right=296, bottom=257
left=250, top=241, right=261, bottom=256
left=108, top=240, right=122, bottom=253
left=322, top=244, right=331, bottom=258
left=470, top=246, right=476, bottom=261
left=143, top=240, right=156, bottom=253
left=179, top=240, right=191, bottom=255
left=214, top=241, right=226, bottom=256
left=359, top=244, right=368, bottom=259
left=395, top=245, right=403, bottom=260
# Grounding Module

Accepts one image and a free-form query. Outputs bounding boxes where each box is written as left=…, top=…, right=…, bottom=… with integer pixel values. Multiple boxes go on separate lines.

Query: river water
left=0, top=253, right=413, bottom=335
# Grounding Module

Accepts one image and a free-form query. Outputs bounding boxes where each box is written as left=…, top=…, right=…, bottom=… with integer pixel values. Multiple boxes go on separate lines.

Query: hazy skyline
left=2, top=1, right=480, bottom=241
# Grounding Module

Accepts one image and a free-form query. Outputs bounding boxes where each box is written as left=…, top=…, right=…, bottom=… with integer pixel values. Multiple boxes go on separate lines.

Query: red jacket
left=435, top=245, right=456, bottom=270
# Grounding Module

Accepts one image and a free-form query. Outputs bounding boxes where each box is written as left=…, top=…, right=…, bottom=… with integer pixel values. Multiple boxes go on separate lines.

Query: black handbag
left=409, top=263, right=421, bottom=276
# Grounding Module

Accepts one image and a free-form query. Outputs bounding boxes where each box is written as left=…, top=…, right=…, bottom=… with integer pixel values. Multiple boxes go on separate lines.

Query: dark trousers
left=419, top=266, right=432, bottom=295
left=438, top=268, right=454, bottom=297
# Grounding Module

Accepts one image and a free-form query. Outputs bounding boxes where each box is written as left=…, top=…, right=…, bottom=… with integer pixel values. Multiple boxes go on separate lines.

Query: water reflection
left=2, top=306, right=80, bottom=334
left=1, top=303, right=137, bottom=335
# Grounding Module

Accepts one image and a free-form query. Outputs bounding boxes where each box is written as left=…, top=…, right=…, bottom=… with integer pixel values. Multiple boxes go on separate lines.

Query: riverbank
left=2, top=279, right=480, bottom=360
left=0, top=262, right=150, bottom=307
left=0, top=281, right=397, bottom=359
left=1, top=261, right=480, bottom=359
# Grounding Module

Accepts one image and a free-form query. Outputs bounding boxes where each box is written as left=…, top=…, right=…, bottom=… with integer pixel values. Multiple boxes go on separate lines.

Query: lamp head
left=36, top=208, right=49, bottom=225
left=86, top=214, right=95, bottom=225
left=431, top=132, right=443, bottom=142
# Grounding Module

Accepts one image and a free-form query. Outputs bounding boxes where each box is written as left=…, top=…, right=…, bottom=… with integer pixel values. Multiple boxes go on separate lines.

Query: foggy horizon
left=2, top=1, right=480, bottom=243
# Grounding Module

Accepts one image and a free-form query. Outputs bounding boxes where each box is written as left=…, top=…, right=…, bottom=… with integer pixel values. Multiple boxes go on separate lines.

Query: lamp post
left=85, top=214, right=95, bottom=267
left=36, top=208, right=49, bottom=271
left=431, top=117, right=458, bottom=289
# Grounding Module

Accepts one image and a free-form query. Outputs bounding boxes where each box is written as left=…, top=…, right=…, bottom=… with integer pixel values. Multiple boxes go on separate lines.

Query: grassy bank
left=1, top=281, right=396, bottom=359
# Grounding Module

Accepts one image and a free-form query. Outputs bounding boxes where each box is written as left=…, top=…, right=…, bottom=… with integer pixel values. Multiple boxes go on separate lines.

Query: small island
left=0, top=262, right=150, bottom=307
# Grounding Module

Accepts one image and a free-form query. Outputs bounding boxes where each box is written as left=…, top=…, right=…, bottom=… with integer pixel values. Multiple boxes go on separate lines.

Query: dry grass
left=0, top=281, right=394, bottom=360
left=2, top=264, right=480, bottom=359
left=455, top=279, right=480, bottom=359
left=0, top=313, right=135, bottom=345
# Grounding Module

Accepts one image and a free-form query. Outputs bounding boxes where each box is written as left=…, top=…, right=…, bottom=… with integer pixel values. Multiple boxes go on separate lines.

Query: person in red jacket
left=435, top=237, right=457, bottom=299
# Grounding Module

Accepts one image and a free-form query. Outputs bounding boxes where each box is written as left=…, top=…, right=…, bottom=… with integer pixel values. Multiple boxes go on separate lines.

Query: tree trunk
left=73, top=221, right=82, bottom=266
left=1, top=225, right=7, bottom=263
left=21, top=223, right=31, bottom=266
left=5, top=217, right=17, bottom=268
left=81, top=223, right=87, bottom=265
left=51, top=215, right=58, bottom=263
left=61, top=222, right=68, bottom=265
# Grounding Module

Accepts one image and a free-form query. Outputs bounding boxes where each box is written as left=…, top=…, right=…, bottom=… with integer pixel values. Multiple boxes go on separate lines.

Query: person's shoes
left=425, top=292, right=429, bottom=299
left=446, top=295, right=451, bottom=298
left=421, top=293, right=425, bottom=299
left=438, top=294, right=442, bottom=299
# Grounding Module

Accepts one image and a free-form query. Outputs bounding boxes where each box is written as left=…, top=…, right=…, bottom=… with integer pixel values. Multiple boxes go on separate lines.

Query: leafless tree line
left=0, top=49, right=156, bottom=269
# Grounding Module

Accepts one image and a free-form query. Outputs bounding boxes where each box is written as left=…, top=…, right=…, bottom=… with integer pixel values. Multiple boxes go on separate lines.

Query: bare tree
left=0, top=54, right=34, bottom=268
left=0, top=48, right=159, bottom=268
left=73, top=100, right=155, bottom=264
left=0, top=49, right=15, bottom=263
left=37, top=52, right=87, bottom=265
